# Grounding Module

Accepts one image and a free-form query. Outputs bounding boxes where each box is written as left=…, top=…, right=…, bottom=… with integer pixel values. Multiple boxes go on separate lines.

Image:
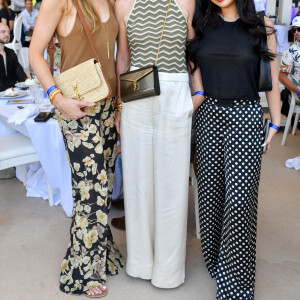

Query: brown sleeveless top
left=57, top=1, right=118, bottom=97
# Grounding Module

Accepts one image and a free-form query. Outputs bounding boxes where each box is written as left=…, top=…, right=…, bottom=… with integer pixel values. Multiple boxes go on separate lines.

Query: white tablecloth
left=275, top=25, right=290, bottom=53
left=0, top=97, right=73, bottom=217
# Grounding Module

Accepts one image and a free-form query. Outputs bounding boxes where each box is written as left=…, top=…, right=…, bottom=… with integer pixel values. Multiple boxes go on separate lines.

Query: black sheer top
left=197, top=16, right=260, bottom=100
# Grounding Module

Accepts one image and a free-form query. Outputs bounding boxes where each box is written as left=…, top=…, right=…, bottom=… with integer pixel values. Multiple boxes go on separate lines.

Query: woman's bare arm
left=9, top=19, right=13, bottom=31
left=264, top=16, right=281, bottom=153
left=29, top=0, right=64, bottom=89
left=29, top=0, right=94, bottom=120
left=179, top=0, right=205, bottom=111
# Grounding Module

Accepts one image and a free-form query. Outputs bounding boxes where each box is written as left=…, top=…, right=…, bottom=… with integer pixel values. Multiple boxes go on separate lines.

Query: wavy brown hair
left=78, top=0, right=101, bottom=33
left=67, top=0, right=101, bottom=33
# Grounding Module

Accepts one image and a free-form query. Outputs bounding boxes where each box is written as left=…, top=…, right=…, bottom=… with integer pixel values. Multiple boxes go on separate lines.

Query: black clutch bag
left=258, top=15, right=273, bottom=92
left=258, top=54, right=273, bottom=92
left=119, top=0, right=171, bottom=103
left=120, top=66, right=160, bottom=103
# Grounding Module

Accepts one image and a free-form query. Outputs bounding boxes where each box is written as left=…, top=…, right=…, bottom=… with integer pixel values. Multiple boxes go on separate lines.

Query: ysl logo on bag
left=133, top=81, right=139, bottom=92
left=72, top=83, right=84, bottom=101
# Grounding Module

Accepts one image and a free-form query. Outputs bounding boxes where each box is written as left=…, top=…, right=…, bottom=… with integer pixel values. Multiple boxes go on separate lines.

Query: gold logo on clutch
left=133, top=81, right=139, bottom=92
left=72, top=83, right=84, bottom=101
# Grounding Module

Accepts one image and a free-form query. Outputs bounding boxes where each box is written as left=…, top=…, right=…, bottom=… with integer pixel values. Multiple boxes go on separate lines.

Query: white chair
left=281, top=92, right=300, bottom=146
left=0, top=133, right=53, bottom=206
left=5, top=15, right=27, bottom=69
left=21, top=47, right=30, bottom=76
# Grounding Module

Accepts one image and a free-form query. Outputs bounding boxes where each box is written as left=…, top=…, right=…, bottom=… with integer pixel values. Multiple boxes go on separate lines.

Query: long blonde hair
left=77, top=0, right=101, bottom=33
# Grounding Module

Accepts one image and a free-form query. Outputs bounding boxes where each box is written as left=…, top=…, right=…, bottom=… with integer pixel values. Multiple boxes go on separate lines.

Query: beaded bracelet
left=195, top=91, right=205, bottom=96
left=270, top=123, right=280, bottom=130
left=47, top=85, right=58, bottom=96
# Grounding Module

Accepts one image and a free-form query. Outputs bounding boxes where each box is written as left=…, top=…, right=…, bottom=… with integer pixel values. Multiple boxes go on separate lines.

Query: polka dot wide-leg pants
left=195, top=98, right=264, bottom=300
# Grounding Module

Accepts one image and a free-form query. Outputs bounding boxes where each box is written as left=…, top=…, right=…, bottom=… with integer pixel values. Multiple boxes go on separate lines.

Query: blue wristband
left=297, top=89, right=300, bottom=96
left=195, top=91, right=205, bottom=96
left=270, top=123, right=280, bottom=130
left=47, top=85, right=58, bottom=96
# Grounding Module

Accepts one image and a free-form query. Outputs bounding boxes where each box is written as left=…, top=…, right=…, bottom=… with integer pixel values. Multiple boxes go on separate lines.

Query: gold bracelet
left=49, top=89, right=63, bottom=105
left=115, top=103, right=122, bottom=112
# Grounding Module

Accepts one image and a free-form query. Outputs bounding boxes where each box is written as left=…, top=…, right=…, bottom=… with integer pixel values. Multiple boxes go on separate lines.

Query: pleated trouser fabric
left=195, top=98, right=263, bottom=299
left=121, top=72, right=193, bottom=288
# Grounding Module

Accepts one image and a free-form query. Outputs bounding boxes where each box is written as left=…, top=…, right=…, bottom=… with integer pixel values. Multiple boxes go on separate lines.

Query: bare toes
left=99, top=285, right=107, bottom=291
left=95, top=287, right=102, bottom=294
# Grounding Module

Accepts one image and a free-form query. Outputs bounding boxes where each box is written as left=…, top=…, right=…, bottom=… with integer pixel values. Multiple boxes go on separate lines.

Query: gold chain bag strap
left=120, top=0, right=172, bottom=102
left=54, top=0, right=111, bottom=103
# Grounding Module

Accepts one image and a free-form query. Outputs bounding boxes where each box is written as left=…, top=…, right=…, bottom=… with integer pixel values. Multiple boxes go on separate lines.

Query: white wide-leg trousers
left=121, top=72, right=193, bottom=288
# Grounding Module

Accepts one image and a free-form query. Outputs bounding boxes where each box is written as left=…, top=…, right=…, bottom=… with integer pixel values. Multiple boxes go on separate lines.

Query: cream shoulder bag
left=54, top=0, right=111, bottom=103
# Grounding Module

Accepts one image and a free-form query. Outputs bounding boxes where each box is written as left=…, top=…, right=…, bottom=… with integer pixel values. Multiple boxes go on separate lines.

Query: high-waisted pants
left=56, top=99, right=125, bottom=295
left=195, top=98, right=263, bottom=299
left=121, top=72, right=193, bottom=288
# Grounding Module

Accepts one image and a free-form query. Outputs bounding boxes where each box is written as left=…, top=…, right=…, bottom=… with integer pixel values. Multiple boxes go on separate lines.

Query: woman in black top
left=187, top=0, right=281, bottom=299
left=0, top=0, right=15, bottom=39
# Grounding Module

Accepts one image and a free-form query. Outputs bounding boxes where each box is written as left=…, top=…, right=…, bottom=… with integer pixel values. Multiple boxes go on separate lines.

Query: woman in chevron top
left=115, top=0, right=203, bottom=288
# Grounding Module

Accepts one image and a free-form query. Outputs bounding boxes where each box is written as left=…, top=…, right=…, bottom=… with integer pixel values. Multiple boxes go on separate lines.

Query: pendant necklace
left=105, top=22, right=110, bottom=60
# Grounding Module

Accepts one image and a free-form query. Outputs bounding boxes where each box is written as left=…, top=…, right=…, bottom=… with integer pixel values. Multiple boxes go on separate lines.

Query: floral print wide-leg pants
left=56, top=98, right=125, bottom=295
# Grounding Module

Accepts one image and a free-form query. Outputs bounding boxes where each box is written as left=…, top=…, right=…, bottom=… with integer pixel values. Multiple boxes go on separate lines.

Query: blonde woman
left=29, top=0, right=124, bottom=297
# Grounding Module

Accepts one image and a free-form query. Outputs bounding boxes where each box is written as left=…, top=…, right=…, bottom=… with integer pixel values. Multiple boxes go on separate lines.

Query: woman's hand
left=115, top=110, right=121, bottom=134
left=263, top=127, right=278, bottom=154
left=192, top=94, right=205, bottom=112
left=53, top=93, right=95, bottom=120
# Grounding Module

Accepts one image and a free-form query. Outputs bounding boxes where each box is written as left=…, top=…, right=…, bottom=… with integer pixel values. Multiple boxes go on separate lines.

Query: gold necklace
left=104, top=22, right=109, bottom=60
left=99, top=0, right=110, bottom=60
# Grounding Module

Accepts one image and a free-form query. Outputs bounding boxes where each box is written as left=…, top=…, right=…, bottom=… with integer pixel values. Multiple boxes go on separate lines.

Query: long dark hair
left=186, top=0, right=276, bottom=73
